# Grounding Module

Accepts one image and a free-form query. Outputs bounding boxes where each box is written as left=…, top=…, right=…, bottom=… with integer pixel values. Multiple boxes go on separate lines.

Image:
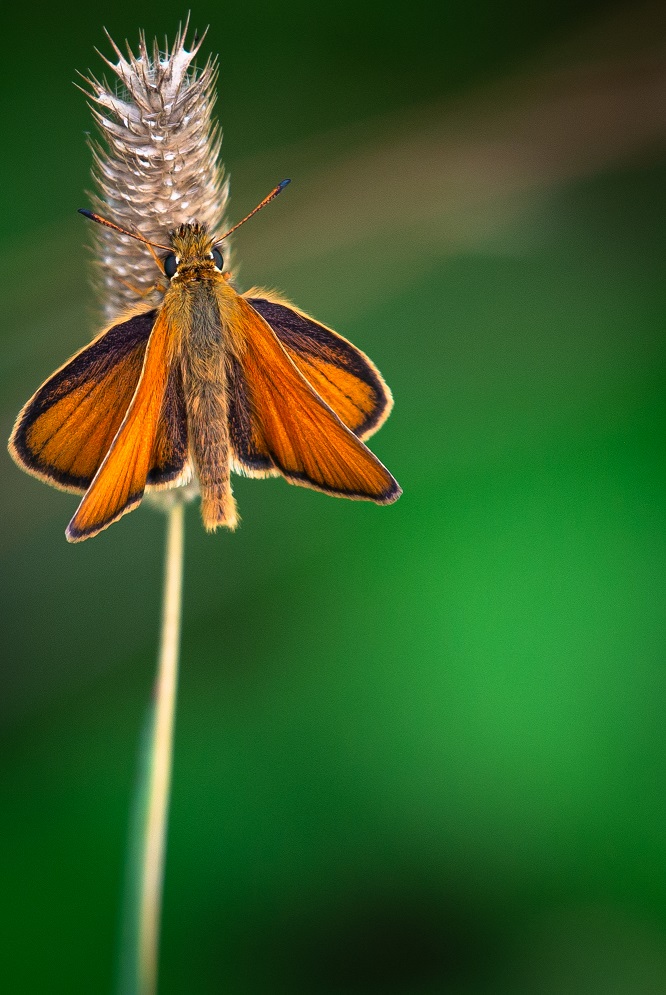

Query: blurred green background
left=2, top=1, right=666, bottom=992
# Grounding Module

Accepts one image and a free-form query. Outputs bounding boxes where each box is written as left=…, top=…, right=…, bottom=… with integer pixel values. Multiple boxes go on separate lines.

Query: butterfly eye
left=163, top=253, right=178, bottom=279
left=211, top=247, right=224, bottom=270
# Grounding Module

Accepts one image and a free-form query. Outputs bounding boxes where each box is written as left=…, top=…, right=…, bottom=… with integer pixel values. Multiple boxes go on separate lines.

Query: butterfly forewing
left=66, top=309, right=181, bottom=541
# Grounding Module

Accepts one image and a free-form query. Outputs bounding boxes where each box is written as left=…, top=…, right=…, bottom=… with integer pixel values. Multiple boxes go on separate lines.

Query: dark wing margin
left=9, top=309, right=157, bottom=493
left=245, top=292, right=393, bottom=440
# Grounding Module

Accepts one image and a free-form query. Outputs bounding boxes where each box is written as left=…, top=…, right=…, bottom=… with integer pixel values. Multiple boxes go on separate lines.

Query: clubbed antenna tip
left=216, top=179, right=292, bottom=241
left=78, top=208, right=171, bottom=250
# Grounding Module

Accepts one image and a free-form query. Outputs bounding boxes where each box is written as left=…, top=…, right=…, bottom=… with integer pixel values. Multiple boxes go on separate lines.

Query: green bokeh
left=2, top=2, right=666, bottom=993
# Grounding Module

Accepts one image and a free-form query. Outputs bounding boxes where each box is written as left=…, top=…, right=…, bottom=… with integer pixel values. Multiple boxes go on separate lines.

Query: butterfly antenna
left=78, top=209, right=171, bottom=252
left=215, top=179, right=291, bottom=242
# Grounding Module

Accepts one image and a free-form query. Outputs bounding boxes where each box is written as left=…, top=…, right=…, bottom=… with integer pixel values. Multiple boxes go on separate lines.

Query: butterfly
left=9, top=181, right=401, bottom=542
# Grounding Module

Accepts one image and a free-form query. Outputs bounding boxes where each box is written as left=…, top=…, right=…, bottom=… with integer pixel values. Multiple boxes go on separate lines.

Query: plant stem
left=118, top=501, right=185, bottom=995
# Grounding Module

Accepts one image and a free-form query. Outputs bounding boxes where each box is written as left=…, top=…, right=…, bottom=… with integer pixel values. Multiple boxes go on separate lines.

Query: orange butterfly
left=9, top=182, right=401, bottom=541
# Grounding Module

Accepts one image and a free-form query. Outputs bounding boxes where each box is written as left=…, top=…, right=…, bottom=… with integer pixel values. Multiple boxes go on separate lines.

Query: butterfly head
left=163, top=223, right=224, bottom=281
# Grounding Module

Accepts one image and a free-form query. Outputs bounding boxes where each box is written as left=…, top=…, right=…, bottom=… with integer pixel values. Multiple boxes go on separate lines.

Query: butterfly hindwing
left=227, top=353, right=278, bottom=477
left=230, top=296, right=400, bottom=504
left=147, top=360, right=190, bottom=489
left=245, top=290, right=393, bottom=439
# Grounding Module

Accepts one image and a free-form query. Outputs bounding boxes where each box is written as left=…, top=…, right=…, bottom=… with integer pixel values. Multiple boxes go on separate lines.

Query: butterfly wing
left=147, top=361, right=189, bottom=490
left=230, top=296, right=400, bottom=504
left=66, top=309, right=182, bottom=542
left=9, top=309, right=157, bottom=493
left=245, top=290, right=393, bottom=440
left=227, top=352, right=279, bottom=478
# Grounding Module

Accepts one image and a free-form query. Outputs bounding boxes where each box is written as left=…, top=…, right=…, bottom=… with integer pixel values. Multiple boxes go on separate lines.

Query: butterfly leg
left=117, top=278, right=166, bottom=300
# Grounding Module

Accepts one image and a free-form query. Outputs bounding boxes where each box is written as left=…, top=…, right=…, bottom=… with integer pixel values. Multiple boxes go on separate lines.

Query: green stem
left=117, top=501, right=185, bottom=995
